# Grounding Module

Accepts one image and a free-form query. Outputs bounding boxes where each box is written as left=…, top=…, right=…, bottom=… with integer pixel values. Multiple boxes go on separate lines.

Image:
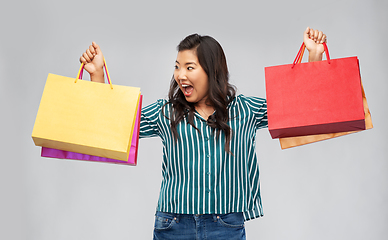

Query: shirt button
left=205, top=137, right=209, bottom=141
left=207, top=172, right=211, bottom=175
left=206, top=155, right=210, bottom=158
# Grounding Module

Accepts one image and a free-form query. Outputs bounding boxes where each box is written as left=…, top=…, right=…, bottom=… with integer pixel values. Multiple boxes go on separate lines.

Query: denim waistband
left=155, top=211, right=243, bottom=223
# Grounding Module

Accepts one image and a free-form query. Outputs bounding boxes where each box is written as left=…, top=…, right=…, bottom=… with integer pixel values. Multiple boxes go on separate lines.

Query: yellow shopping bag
left=32, top=60, right=141, bottom=161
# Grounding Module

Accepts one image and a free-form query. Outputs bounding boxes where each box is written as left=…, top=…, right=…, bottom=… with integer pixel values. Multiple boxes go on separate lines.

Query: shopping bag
left=32, top=60, right=141, bottom=161
left=265, top=42, right=365, bottom=139
left=279, top=80, right=372, bottom=149
left=40, top=95, right=142, bottom=165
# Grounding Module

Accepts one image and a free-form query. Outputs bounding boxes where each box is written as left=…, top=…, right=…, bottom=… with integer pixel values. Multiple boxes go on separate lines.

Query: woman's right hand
left=79, top=42, right=105, bottom=83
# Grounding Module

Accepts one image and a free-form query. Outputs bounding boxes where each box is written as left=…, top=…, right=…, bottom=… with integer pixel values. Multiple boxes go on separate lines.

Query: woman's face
left=174, top=49, right=209, bottom=105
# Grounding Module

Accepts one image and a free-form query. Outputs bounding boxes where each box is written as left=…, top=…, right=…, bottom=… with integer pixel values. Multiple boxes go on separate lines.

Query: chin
left=184, top=97, right=196, bottom=103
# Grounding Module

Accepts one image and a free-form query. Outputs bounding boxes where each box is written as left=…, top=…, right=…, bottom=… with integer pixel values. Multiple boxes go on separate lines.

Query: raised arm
left=79, top=42, right=105, bottom=83
left=304, top=27, right=327, bottom=62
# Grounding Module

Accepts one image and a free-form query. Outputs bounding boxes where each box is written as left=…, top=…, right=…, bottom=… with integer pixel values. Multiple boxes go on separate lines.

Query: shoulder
left=143, top=99, right=168, bottom=109
left=230, top=94, right=266, bottom=108
left=142, top=99, right=169, bottom=116
left=230, top=94, right=268, bottom=128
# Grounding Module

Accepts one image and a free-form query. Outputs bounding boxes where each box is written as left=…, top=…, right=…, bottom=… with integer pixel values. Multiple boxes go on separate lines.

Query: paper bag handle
left=75, top=58, right=113, bottom=89
left=292, top=42, right=330, bottom=68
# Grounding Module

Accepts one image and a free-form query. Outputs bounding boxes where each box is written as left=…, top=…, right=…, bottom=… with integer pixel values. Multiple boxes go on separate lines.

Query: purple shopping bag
left=41, top=95, right=142, bottom=166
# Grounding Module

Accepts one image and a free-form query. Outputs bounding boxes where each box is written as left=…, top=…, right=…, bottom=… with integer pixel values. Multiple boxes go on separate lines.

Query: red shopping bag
left=278, top=80, right=372, bottom=149
left=265, top=43, right=365, bottom=139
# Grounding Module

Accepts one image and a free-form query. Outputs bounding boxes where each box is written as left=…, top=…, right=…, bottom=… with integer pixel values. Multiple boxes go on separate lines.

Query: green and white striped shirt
left=139, top=94, right=267, bottom=221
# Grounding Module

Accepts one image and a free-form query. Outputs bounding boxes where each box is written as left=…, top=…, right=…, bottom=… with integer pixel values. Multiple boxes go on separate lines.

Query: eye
left=174, top=65, right=179, bottom=70
left=187, top=66, right=194, bottom=70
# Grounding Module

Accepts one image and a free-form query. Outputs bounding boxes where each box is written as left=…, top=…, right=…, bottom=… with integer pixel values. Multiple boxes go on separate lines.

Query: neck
left=195, top=102, right=214, bottom=120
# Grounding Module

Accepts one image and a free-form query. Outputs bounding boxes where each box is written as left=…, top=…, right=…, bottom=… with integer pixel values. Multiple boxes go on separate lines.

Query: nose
left=176, top=68, right=187, bottom=81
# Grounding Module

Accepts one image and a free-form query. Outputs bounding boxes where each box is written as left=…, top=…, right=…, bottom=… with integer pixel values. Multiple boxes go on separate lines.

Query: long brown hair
left=165, top=33, right=236, bottom=152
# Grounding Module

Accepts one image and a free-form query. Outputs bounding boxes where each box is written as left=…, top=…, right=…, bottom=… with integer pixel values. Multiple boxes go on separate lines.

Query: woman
left=80, top=27, right=327, bottom=240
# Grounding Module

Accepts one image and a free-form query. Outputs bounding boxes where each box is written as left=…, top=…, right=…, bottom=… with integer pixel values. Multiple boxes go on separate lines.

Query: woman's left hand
left=304, top=27, right=327, bottom=62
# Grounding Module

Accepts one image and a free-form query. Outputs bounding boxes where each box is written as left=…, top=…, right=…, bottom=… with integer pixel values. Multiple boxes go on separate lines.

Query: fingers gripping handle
left=75, top=58, right=113, bottom=89
left=292, top=42, right=330, bottom=68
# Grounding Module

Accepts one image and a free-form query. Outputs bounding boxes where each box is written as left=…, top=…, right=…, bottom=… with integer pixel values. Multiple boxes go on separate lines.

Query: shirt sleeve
left=243, top=96, right=268, bottom=130
left=139, top=99, right=166, bottom=139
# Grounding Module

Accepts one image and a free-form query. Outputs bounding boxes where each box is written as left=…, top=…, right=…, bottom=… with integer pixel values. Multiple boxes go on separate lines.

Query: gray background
left=1, top=0, right=387, bottom=239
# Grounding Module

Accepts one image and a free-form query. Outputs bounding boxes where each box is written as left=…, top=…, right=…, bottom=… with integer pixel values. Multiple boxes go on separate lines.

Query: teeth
left=182, top=84, right=189, bottom=87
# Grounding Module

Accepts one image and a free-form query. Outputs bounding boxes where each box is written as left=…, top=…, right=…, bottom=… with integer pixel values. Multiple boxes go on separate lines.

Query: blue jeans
left=153, top=211, right=246, bottom=240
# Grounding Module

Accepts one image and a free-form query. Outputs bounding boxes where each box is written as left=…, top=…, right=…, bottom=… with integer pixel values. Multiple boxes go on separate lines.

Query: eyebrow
left=175, top=60, right=197, bottom=66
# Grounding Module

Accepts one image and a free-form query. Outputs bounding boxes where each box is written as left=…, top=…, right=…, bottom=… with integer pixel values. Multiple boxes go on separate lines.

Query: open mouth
left=181, top=84, right=194, bottom=96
